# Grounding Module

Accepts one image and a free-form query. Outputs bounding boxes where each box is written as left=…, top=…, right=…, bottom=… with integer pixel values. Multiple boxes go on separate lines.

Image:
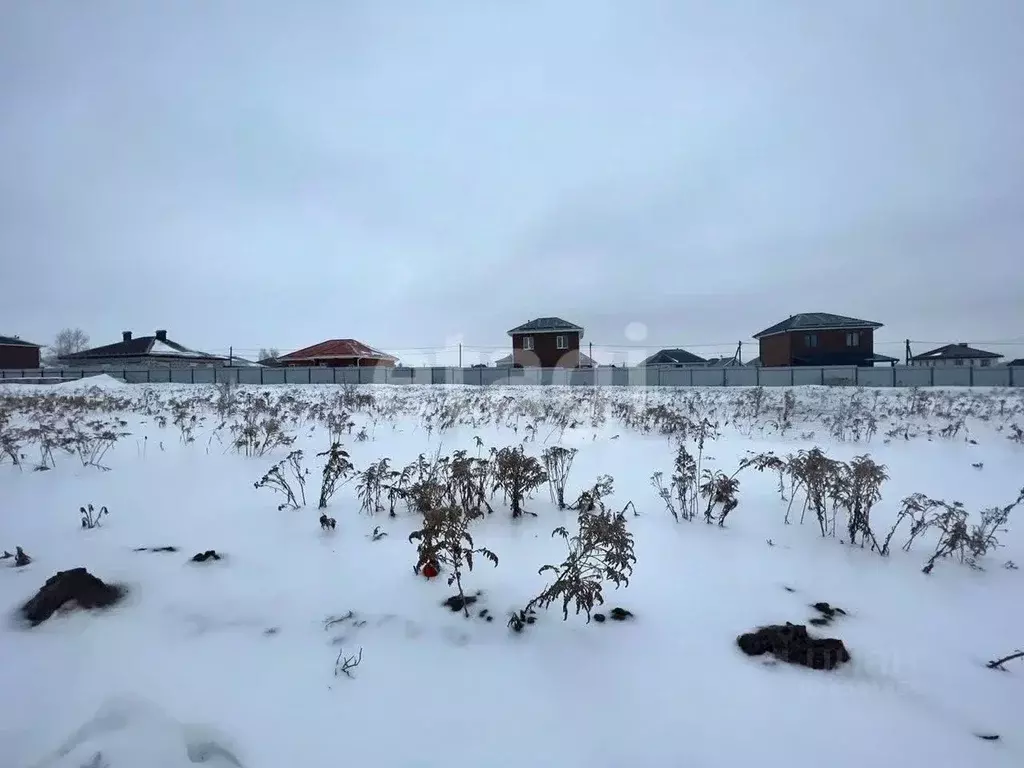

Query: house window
left=955, top=358, right=963, bottom=366
left=556, top=335, right=568, bottom=350
left=804, top=334, right=818, bottom=348
left=846, top=331, right=860, bottom=347
left=981, top=358, right=991, bottom=367
left=523, top=336, right=534, bottom=351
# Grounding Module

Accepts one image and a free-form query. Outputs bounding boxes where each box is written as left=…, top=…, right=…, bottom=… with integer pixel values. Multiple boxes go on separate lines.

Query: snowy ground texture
left=2, top=377, right=1023, bottom=768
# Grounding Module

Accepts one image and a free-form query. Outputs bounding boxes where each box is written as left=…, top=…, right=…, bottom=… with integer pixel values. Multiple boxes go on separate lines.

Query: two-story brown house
left=507, top=317, right=584, bottom=368
left=753, top=312, right=898, bottom=367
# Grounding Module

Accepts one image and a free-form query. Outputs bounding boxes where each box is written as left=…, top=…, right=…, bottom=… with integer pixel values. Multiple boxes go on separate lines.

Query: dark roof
left=910, top=343, right=1003, bottom=362
left=279, top=339, right=395, bottom=362
left=754, top=313, right=883, bottom=339
left=0, top=335, right=41, bottom=347
left=1008, top=358, right=1024, bottom=366
left=745, top=357, right=761, bottom=367
left=507, top=317, right=584, bottom=336
left=641, top=348, right=707, bottom=366
left=61, top=333, right=221, bottom=361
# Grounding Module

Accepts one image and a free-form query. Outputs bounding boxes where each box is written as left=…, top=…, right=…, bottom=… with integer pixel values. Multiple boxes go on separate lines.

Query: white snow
left=1, top=384, right=1023, bottom=768
left=149, top=340, right=205, bottom=357
left=50, top=374, right=129, bottom=392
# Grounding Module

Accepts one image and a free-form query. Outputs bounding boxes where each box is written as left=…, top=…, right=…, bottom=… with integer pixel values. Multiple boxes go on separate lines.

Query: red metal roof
left=280, top=339, right=395, bottom=361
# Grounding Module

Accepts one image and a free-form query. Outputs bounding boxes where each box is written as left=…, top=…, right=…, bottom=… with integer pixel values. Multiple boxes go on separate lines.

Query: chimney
left=122, top=331, right=132, bottom=342
left=155, top=330, right=167, bottom=341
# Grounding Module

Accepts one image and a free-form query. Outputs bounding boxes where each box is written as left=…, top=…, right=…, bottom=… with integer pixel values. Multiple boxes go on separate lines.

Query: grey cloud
left=1, top=0, right=1022, bottom=363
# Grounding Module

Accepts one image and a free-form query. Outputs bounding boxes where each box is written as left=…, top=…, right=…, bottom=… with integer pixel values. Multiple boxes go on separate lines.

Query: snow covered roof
left=59, top=331, right=225, bottom=362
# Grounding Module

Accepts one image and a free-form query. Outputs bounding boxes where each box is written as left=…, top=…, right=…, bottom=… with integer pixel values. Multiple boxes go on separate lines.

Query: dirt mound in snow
left=52, top=373, right=129, bottom=392
left=20, top=567, right=127, bottom=626
left=737, top=622, right=850, bottom=670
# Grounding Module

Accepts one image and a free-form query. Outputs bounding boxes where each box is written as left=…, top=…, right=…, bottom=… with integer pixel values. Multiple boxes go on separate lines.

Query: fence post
left=930, top=368, right=935, bottom=387
left=260, top=367, right=264, bottom=385
left=969, top=366, right=974, bottom=387
left=790, top=368, right=795, bottom=386
left=820, top=368, right=824, bottom=385
left=854, top=367, right=859, bottom=386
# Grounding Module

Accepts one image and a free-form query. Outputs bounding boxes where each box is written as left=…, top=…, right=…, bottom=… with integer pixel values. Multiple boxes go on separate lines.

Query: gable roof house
left=277, top=339, right=397, bottom=368
left=507, top=317, right=584, bottom=368
left=58, top=330, right=230, bottom=368
left=753, top=312, right=899, bottom=368
left=0, top=335, right=42, bottom=370
left=910, top=343, right=1003, bottom=368
left=640, top=348, right=708, bottom=367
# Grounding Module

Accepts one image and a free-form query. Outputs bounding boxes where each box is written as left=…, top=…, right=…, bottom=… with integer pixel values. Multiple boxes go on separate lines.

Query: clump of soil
left=443, top=592, right=480, bottom=612
left=594, top=607, right=634, bottom=623
left=190, top=550, right=222, bottom=563
left=737, top=622, right=850, bottom=671
left=808, top=601, right=847, bottom=627
left=133, top=546, right=178, bottom=553
left=2, top=547, right=31, bottom=567
left=20, top=567, right=126, bottom=626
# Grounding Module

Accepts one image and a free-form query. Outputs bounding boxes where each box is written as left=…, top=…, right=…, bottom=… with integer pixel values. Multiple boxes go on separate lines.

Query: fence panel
left=660, top=369, right=693, bottom=387
left=757, top=368, right=791, bottom=386
left=725, top=368, right=758, bottom=387
left=822, top=367, right=858, bottom=386
left=792, top=368, right=822, bottom=386
left=932, top=368, right=972, bottom=387
left=973, top=367, right=1011, bottom=387
left=894, top=368, right=932, bottom=387
left=857, top=368, right=894, bottom=387
left=122, top=369, right=152, bottom=384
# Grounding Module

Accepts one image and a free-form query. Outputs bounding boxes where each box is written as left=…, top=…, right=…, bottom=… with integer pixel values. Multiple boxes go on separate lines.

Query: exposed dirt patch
left=737, top=622, right=850, bottom=670
left=443, top=592, right=481, bottom=613
left=133, top=546, right=179, bottom=553
left=20, top=567, right=127, bottom=626
left=1, top=547, right=31, bottom=567
left=808, top=601, right=847, bottom=627
left=190, top=550, right=222, bottom=563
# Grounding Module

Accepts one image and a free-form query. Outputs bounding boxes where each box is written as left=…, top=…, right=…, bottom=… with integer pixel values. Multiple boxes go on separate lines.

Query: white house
left=909, top=343, right=1003, bottom=368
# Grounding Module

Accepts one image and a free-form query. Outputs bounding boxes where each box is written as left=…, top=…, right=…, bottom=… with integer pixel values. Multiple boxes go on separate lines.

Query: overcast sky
left=2, top=0, right=1023, bottom=365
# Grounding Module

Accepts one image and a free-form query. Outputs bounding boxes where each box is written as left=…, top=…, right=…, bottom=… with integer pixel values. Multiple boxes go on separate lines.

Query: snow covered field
left=1, top=378, right=1023, bottom=768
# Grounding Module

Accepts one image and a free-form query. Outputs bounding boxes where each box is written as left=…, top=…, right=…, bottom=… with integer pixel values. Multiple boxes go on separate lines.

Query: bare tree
left=259, top=347, right=280, bottom=361
left=52, top=328, right=90, bottom=359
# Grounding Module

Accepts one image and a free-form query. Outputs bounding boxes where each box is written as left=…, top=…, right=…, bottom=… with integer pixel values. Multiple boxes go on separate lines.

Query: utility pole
left=904, top=339, right=911, bottom=366
left=458, top=343, right=462, bottom=368
left=589, top=341, right=593, bottom=366
left=229, top=346, right=233, bottom=366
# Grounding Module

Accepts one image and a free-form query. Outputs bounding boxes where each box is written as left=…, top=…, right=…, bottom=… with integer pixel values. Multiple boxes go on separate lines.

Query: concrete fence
left=1, top=365, right=1021, bottom=388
